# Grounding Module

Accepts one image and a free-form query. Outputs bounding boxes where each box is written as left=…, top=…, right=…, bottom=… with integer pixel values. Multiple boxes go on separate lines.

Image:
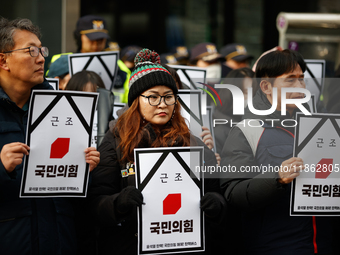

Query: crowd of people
left=0, top=13, right=340, bottom=255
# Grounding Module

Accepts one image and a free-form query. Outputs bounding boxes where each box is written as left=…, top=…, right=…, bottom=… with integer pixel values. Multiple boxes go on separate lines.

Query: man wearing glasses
left=0, top=17, right=99, bottom=254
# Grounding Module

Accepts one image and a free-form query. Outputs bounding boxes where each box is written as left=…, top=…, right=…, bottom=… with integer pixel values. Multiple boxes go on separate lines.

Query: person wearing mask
left=189, top=42, right=223, bottom=82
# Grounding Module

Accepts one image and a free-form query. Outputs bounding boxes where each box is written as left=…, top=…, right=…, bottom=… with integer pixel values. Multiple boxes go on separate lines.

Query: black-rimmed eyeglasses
left=140, top=94, right=177, bottom=106
left=3, top=46, right=49, bottom=57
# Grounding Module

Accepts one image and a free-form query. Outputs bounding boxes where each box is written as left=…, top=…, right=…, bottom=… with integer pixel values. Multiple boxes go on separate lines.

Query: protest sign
left=304, top=59, right=325, bottom=105
left=135, top=147, right=204, bottom=254
left=68, top=51, right=119, bottom=90
left=178, top=90, right=203, bottom=139
left=46, top=78, right=59, bottom=90
left=20, top=90, right=98, bottom=197
left=291, top=113, right=340, bottom=215
left=170, top=65, right=207, bottom=115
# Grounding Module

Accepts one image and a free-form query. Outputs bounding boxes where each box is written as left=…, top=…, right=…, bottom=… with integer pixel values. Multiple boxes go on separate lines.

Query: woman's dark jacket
left=89, top=123, right=225, bottom=255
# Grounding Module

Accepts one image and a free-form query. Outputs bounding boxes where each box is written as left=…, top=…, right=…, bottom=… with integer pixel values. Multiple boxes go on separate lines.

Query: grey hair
left=0, top=17, right=41, bottom=53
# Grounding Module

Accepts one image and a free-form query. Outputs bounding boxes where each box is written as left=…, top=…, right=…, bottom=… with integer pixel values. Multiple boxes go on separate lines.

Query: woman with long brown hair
left=89, top=49, right=226, bottom=255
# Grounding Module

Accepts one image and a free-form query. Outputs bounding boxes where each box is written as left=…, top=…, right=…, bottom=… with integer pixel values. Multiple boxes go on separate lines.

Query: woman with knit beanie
left=89, top=49, right=227, bottom=255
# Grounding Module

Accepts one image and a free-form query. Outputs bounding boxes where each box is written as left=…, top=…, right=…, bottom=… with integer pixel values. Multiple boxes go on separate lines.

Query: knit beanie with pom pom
left=128, top=48, right=178, bottom=106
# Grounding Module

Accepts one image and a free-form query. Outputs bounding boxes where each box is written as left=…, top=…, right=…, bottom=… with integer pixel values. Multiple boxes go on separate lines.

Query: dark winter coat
left=0, top=80, right=78, bottom=255
left=89, top=122, right=226, bottom=255
left=220, top=89, right=332, bottom=255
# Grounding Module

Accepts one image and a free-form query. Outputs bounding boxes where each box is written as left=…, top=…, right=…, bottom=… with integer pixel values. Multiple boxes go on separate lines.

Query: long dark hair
left=65, top=70, right=105, bottom=91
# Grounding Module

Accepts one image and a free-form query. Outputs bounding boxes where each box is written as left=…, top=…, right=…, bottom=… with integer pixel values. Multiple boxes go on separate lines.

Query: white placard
left=135, top=147, right=204, bottom=255
left=304, top=59, right=326, bottom=104
left=46, top=78, right=59, bottom=90
left=20, top=90, right=98, bottom=197
left=291, top=113, right=340, bottom=215
left=307, top=95, right=317, bottom=114
left=178, top=90, right=203, bottom=139
left=68, top=51, right=119, bottom=91
left=113, top=103, right=126, bottom=120
left=170, top=65, right=207, bottom=115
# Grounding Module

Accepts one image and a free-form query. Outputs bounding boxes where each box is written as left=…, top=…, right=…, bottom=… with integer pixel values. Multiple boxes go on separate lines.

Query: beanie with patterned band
left=128, top=48, right=178, bottom=106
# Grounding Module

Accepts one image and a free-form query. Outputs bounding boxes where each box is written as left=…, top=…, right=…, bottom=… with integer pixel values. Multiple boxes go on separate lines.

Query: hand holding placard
left=1, top=142, right=30, bottom=173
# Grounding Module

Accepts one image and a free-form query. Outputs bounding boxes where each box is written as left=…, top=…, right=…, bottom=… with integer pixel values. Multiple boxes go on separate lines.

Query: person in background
left=64, top=70, right=113, bottom=255
left=160, top=52, right=181, bottom=66
left=213, top=67, right=255, bottom=154
left=162, top=63, right=221, bottom=165
left=65, top=70, right=115, bottom=147
left=0, top=17, right=100, bottom=255
left=74, top=15, right=131, bottom=103
left=48, top=15, right=130, bottom=103
left=189, top=42, right=223, bottom=81
left=220, top=43, right=254, bottom=77
left=46, top=54, right=70, bottom=90
left=120, top=45, right=142, bottom=72
left=160, top=46, right=190, bottom=66
left=65, top=69, right=105, bottom=92
left=73, top=15, right=109, bottom=53
left=89, top=48, right=227, bottom=255
left=212, top=67, right=255, bottom=255
left=171, top=45, right=190, bottom=65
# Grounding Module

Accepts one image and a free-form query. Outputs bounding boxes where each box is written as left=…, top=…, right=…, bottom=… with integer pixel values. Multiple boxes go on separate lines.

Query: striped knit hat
left=128, top=48, right=178, bottom=106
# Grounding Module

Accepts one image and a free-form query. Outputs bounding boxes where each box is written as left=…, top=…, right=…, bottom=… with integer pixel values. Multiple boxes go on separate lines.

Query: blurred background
left=1, top=0, right=340, bottom=76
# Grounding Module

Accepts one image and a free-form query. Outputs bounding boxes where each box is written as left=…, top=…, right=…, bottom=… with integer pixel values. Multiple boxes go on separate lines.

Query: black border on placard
left=310, top=95, right=316, bottom=113
left=20, top=91, right=98, bottom=197
left=171, top=65, right=207, bottom=90
left=304, top=60, right=326, bottom=97
left=46, top=78, right=59, bottom=90
left=68, top=51, right=119, bottom=90
left=113, top=103, right=126, bottom=119
left=291, top=113, right=340, bottom=216
left=202, top=106, right=216, bottom=152
left=177, top=90, right=203, bottom=127
left=135, top=147, right=204, bottom=255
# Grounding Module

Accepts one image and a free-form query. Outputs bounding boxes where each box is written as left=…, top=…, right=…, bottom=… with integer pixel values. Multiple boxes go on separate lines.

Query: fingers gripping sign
left=278, top=157, right=305, bottom=184
left=84, top=147, right=100, bottom=172
left=0, top=142, right=30, bottom=173
left=200, top=126, right=214, bottom=150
